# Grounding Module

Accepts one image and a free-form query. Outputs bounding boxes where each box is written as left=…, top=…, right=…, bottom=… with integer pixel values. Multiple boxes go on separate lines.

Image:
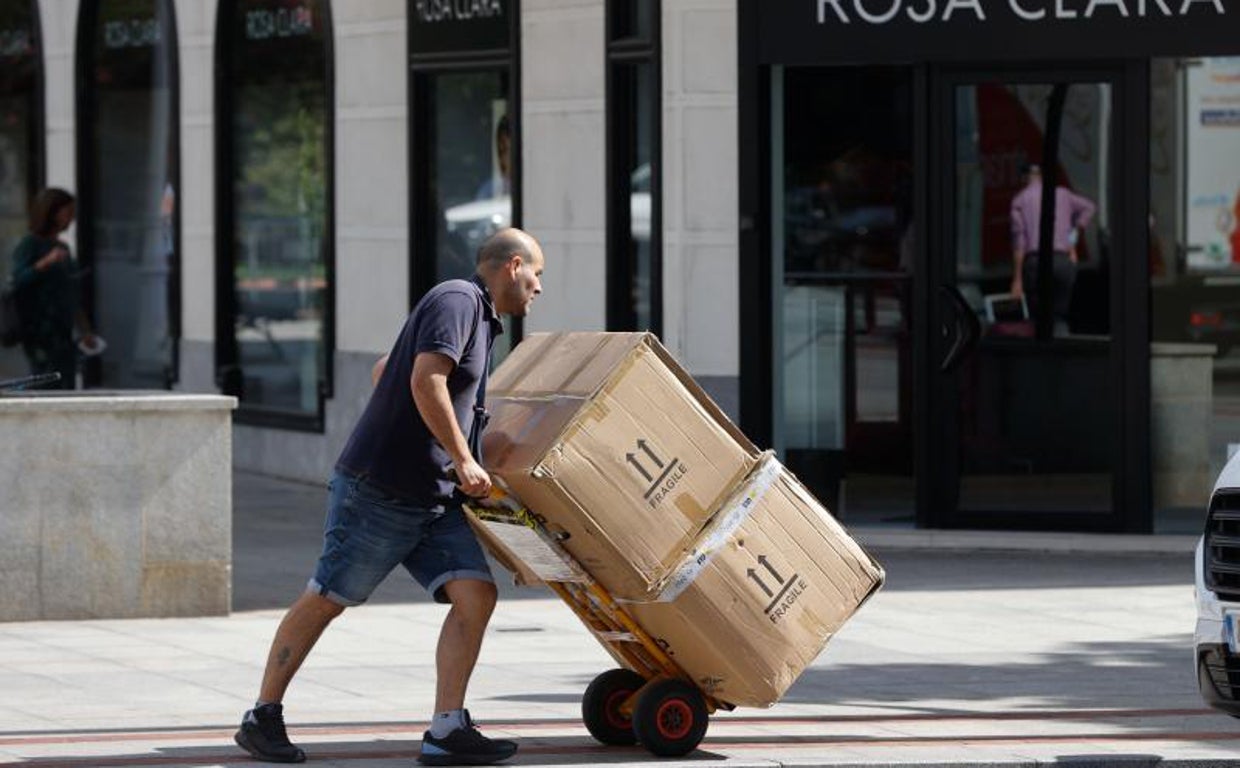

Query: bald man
left=236, top=229, right=545, bottom=766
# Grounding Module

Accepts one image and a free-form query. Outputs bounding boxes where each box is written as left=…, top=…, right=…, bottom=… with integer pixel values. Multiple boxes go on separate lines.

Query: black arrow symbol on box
left=758, top=555, right=784, bottom=584
left=747, top=569, right=774, bottom=598
left=626, top=453, right=653, bottom=483
left=637, top=439, right=664, bottom=468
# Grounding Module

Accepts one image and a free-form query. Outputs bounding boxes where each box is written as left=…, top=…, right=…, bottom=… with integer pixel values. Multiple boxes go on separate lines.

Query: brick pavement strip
left=4, top=721, right=1240, bottom=767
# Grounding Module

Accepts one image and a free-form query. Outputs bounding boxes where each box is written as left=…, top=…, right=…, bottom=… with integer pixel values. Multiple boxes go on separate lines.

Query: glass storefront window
left=222, top=0, right=331, bottom=421
left=954, top=83, right=1109, bottom=336
left=425, top=69, right=515, bottom=359
left=608, top=0, right=660, bottom=333
left=611, top=0, right=654, bottom=41
left=950, top=80, right=1116, bottom=519
left=431, top=72, right=510, bottom=282
left=0, top=2, right=37, bottom=263
left=81, top=0, right=177, bottom=388
left=0, top=1, right=40, bottom=380
left=773, top=66, right=915, bottom=520
left=609, top=58, right=658, bottom=333
left=1150, top=57, right=1240, bottom=530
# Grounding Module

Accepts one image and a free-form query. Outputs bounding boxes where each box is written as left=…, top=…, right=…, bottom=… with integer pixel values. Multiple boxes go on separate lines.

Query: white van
left=1196, top=451, right=1240, bottom=716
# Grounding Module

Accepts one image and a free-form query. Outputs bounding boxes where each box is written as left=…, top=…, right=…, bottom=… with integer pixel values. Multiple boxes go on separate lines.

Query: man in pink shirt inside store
left=1009, top=162, right=1097, bottom=334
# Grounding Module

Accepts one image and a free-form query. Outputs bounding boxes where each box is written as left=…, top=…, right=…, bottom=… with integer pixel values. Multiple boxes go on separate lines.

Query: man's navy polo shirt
left=336, top=274, right=504, bottom=506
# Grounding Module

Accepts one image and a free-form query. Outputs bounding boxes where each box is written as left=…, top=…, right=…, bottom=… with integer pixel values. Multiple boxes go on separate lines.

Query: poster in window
left=1187, top=57, right=1240, bottom=272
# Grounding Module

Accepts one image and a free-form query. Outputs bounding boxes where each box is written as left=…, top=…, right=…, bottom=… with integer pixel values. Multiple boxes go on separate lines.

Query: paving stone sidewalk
left=0, top=471, right=1234, bottom=767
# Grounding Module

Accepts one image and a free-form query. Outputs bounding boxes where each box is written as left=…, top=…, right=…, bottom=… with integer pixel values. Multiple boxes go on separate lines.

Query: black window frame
left=28, top=0, right=43, bottom=198
left=407, top=0, right=522, bottom=345
left=605, top=0, right=662, bottom=334
left=213, top=0, right=337, bottom=433
left=74, top=0, right=181, bottom=389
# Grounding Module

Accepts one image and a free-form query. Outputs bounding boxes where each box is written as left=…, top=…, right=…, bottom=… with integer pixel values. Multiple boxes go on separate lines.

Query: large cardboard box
left=626, top=455, right=885, bottom=707
left=482, top=332, right=760, bottom=601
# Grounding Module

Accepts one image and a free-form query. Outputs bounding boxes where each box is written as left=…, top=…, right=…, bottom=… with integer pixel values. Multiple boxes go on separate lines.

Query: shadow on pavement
left=872, top=550, right=1192, bottom=592
left=781, top=636, right=1195, bottom=712
left=19, top=736, right=729, bottom=767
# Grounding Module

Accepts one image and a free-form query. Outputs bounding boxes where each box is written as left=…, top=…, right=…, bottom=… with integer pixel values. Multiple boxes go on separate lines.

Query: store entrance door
left=928, top=66, right=1146, bottom=532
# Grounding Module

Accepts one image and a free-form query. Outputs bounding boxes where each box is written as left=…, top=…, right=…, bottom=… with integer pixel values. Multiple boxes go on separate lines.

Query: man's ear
left=507, top=253, right=523, bottom=277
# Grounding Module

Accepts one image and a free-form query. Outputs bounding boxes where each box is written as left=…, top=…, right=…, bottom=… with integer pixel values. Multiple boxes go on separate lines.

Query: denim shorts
left=308, top=471, right=494, bottom=606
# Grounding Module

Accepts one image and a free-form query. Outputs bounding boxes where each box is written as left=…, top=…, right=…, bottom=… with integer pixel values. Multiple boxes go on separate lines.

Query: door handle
left=939, top=284, right=980, bottom=374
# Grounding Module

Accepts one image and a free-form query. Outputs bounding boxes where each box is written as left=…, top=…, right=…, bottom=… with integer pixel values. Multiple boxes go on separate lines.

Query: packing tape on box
left=652, top=452, right=781, bottom=603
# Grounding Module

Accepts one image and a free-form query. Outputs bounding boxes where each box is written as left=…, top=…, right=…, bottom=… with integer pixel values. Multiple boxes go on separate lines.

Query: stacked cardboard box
left=476, top=332, right=884, bottom=707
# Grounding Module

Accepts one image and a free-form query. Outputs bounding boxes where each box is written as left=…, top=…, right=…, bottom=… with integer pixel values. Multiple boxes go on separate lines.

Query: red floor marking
left=15, top=732, right=1240, bottom=768
left=0, top=707, right=1220, bottom=746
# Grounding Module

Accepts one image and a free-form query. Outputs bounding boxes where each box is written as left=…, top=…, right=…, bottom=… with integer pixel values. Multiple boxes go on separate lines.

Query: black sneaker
left=234, top=703, right=306, bottom=763
left=418, top=710, right=517, bottom=766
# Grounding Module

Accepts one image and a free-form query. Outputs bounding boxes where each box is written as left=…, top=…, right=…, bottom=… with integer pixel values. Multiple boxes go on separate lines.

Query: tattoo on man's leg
left=277, top=647, right=292, bottom=667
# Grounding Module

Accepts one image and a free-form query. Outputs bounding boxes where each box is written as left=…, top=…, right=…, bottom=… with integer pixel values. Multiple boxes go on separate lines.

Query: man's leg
left=235, top=591, right=344, bottom=763
left=419, top=578, right=516, bottom=765
left=1022, top=254, right=1039, bottom=319
left=237, top=471, right=389, bottom=764
left=412, top=505, right=515, bottom=764
left=434, top=579, right=498, bottom=712
left=1052, top=252, right=1078, bottom=333
left=259, top=590, right=346, bottom=703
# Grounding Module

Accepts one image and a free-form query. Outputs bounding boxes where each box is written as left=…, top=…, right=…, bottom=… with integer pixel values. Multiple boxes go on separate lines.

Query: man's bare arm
left=1011, top=200, right=1027, bottom=297
left=410, top=352, right=490, bottom=497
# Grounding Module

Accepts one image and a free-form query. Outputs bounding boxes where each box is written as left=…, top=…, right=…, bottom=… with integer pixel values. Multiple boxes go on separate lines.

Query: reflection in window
left=1150, top=57, right=1240, bottom=528
left=774, top=66, right=914, bottom=517
left=432, top=72, right=510, bottom=282
left=81, top=0, right=178, bottom=388
left=0, top=2, right=38, bottom=290
left=952, top=81, right=1114, bottom=517
left=222, top=0, right=331, bottom=420
left=0, top=1, right=39, bottom=379
left=0, top=1, right=38, bottom=263
left=426, top=70, right=514, bottom=359
left=607, top=0, right=660, bottom=333
left=955, top=83, right=1108, bottom=338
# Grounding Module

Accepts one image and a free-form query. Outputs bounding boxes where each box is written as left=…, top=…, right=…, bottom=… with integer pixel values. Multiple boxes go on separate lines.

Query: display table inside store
left=0, top=391, right=237, bottom=621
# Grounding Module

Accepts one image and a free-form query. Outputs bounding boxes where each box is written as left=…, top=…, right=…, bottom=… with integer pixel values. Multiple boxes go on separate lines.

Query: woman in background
left=9, top=188, right=95, bottom=389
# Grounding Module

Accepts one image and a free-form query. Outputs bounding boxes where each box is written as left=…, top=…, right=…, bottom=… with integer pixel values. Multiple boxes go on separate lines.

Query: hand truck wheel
left=632, top=678, right=709, bottom=757
left=582, top=668, right=645, bottom=746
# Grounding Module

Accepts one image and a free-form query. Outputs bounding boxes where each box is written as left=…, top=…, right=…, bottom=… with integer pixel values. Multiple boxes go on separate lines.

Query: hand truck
left=464, top=482, right=730, bottom=757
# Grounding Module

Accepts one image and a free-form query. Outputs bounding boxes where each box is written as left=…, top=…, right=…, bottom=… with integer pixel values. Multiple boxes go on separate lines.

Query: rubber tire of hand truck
left=581, top=668, right=646, bottom=746
left=631, top=678, right=709, bottom=757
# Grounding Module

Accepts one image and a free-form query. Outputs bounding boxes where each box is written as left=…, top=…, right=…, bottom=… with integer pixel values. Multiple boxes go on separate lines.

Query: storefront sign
left=760, top=0, right=1237, bottom=63
left=409, top=0, right=510, bottom=55
left=814, top=0, right=1224, bottom=25
left=245, top=5, right=315, bottom=41
left=414, top=0, right=504, bottom=22
left=104, top=18, right=161, bottom=49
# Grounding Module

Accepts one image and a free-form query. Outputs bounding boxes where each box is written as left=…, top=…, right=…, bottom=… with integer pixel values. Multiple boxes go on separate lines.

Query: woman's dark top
left=9, top=234, right=77, bottom=349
